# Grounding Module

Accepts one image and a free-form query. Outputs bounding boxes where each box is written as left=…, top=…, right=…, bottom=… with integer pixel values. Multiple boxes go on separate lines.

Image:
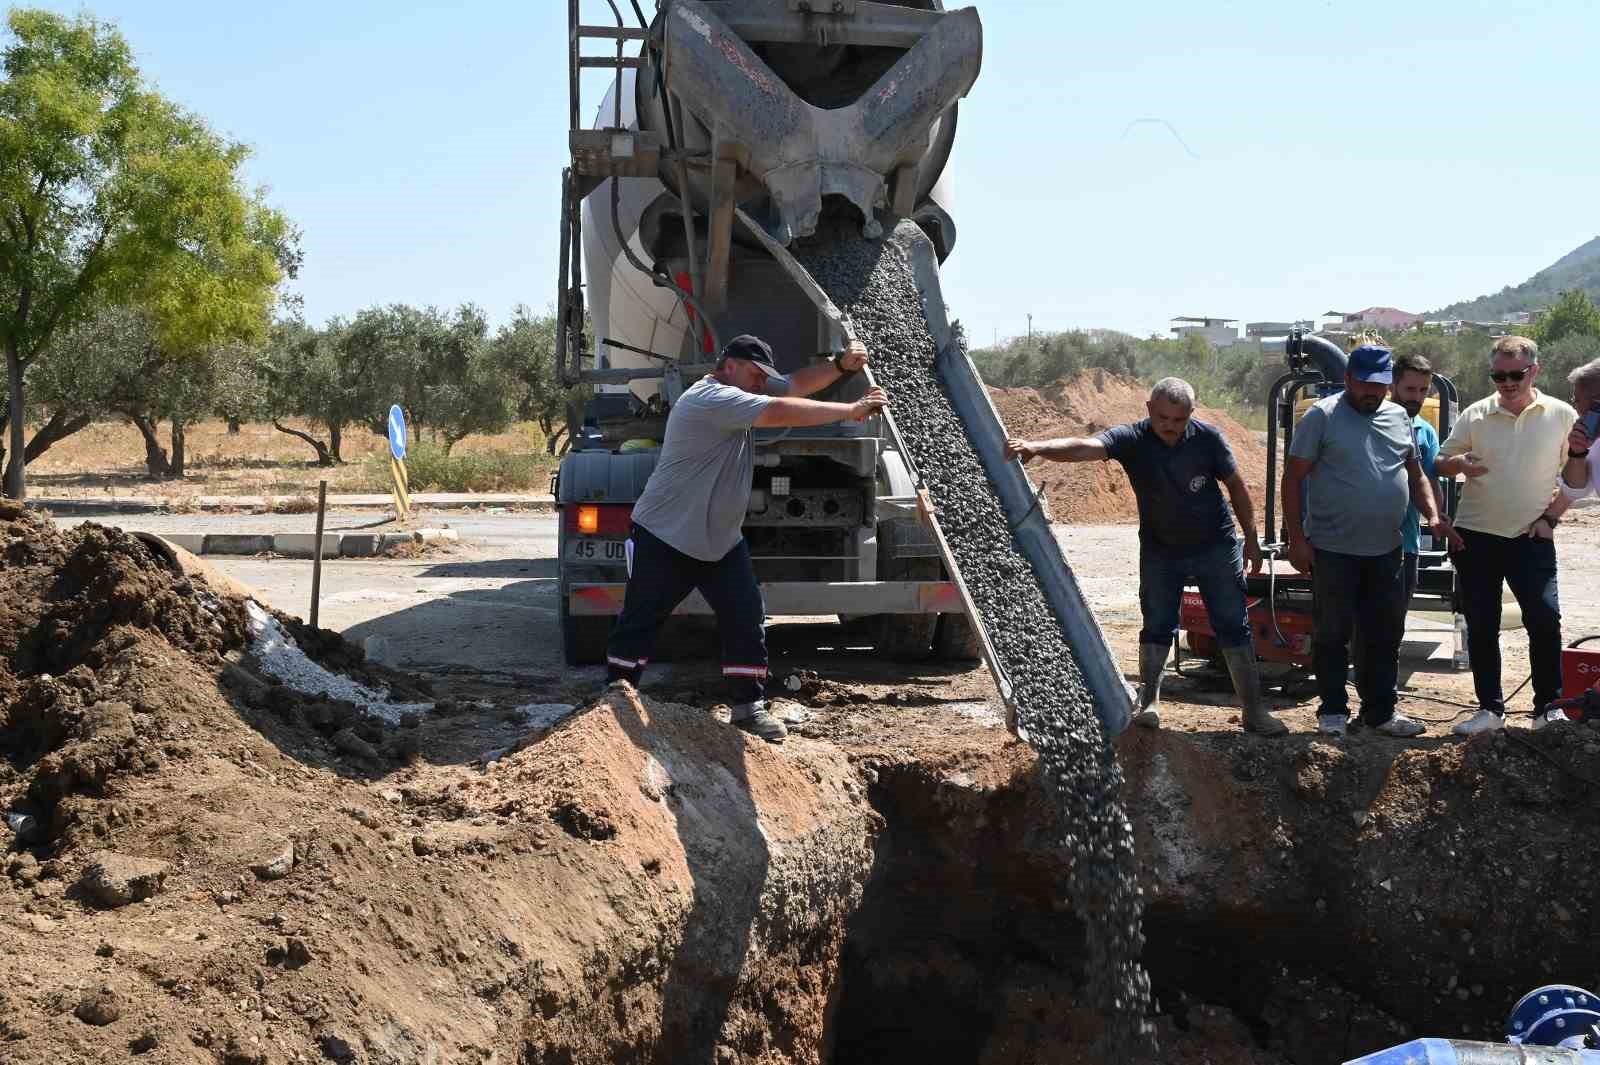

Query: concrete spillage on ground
left=799, top=220, right=1155, bottom=1057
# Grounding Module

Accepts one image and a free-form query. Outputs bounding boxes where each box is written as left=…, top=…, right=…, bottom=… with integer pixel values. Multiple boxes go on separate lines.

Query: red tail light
left=565, top=504, right=633, bottom=537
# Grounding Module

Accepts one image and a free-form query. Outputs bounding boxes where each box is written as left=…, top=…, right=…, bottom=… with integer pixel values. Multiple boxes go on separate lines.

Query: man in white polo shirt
left=1438, top=335, right=1578, bottom=734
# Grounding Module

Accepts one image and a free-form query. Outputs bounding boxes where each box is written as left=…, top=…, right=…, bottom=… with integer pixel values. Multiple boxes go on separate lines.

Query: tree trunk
left=329, top=424, right=343, bottom=463
left=270, top=419, right=338, bottom=466
left=227, top=416, right=241, bottom=434
left=128, top=412, right=173, bottom=479
left=169, top=420, right=187, bottom=479
left=23, top=409, right=93, bottom=464
left=5, top=348, right=26, bottom=499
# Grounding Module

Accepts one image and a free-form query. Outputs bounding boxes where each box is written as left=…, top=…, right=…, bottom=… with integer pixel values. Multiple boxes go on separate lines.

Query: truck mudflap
left=569, top=580, right=963, bottom=617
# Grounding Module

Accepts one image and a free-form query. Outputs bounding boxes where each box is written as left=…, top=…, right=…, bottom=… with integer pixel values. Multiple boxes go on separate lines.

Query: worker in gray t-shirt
left=1283, top=344, right=1459, bottom=740
left=607, top=334, right=887, bottom=743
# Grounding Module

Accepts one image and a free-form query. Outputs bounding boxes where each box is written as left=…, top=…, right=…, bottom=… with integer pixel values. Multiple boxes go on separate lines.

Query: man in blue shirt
left=1005, top=377, right=1288, bottom=736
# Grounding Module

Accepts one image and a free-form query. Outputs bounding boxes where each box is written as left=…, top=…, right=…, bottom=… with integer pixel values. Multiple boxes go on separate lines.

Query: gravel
left=799, top=219, right=1154, bottom=1058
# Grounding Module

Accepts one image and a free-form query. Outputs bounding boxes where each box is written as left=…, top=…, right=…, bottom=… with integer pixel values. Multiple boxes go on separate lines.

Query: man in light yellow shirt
left=1437, top=335, right=1576, bottom=734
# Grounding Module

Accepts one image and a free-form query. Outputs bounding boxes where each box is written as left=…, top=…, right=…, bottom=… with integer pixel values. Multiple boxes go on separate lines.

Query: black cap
left=720, top=334, right=784, bottom=380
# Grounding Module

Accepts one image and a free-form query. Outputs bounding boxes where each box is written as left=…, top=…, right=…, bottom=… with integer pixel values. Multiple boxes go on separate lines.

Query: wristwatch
left=1573, top=448, right=1592, bottom=458
left=1537, top=513, right=1560, bottom=528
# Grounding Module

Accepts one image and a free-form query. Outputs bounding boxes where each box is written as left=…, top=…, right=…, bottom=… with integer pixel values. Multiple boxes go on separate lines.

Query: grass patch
left=363, top=439, right=555, bottom=494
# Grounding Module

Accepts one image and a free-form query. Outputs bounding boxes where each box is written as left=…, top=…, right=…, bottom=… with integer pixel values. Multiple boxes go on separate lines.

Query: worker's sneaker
left=732, top=702, right=787, bottom=744
left=1373, top=713, right=1426, bottom=738
left=1133, top=707, right=1161, bottom=729
left=1452, top=708, right=1504, bottom=736
left=1533, top=707, right=1572, bottom=730
left=1317, top=714, right=1348, bottom=737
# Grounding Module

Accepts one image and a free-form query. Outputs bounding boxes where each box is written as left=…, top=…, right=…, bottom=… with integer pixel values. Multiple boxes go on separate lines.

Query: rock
left=75, top=985, right=121, bottom=1026
left=332, top=728, right=380, bottom=761
left=318, top=1029, right=356, bottom=1060
left=252, top=840, right=296, bottom=881
left=130, top=1030, right=159, bottom=1053
left=411, top=835, right=433, bottom=857
left=8, top=852, right=40, bottom=886
left=78, top=851, right=170, bottom=908
left=95, top=939, right=115, bottom=957
left=287, top=937, right=314, bottom=967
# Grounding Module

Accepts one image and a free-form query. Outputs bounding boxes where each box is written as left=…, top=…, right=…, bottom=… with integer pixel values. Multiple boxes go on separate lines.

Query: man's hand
left=1004, top=437, right=1038, bottom=464
left=1527, top=515, right=1556, bottom=541
left=1287, top=535, right=1314, bottom=575
left=838, top=340, right=869, bottom=374
left=1243, top=536, right=1264, bottom=576
left=1572, top=418, right=1594, bottom=456
left=1431, top=516, right=1465, bottom=552
left=1459, top=451, right=1491, bottom=478
left=846, top=386, right=888, bottom=423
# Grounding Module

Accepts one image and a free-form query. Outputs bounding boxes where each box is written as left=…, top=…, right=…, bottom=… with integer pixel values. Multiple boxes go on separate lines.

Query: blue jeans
left=1313, top=547, right=1404, bottom=726
left=1139, top=537, right=1250, bottom=649
left=1452, top=528, right=1562, bottom=716
left=605, top=524, right=769, bottom=705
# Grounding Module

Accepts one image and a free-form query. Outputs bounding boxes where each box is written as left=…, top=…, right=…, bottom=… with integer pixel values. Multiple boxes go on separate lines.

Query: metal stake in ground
left=310, top=479, right=327, bottom=629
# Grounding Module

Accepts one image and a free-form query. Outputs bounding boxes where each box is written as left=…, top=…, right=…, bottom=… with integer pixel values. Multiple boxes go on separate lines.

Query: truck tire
left=561, top=594, right=612, bottom=666
left=934, top=612, right=982, bottom=662
left=870, top=557, right=938, bottom=661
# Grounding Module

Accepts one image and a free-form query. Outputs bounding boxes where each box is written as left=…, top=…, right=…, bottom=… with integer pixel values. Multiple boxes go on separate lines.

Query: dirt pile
left=989, top=372, right=1269, bottom=524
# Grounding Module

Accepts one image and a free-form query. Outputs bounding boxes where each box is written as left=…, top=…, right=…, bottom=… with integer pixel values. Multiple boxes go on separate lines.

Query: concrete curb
left=27, top=494, right=555, bottom=516
left=160, top=528, right=461, bottom=558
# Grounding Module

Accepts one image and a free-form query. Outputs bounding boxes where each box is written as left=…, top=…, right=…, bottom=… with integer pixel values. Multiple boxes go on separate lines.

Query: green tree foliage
left=0, top=8, right=295, bottom=496
left=1531, top=288, right=1600, bottom=347
left=489, top=307, right=579, bottom=453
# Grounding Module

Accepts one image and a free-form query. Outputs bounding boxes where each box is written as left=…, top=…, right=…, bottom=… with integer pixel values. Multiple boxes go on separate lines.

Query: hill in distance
left=1431, top=235, right=1600, bottom=320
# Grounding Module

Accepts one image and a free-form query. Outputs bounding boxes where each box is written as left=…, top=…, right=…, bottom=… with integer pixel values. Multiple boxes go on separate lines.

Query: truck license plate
left=570, top=539, right=626, bottom=562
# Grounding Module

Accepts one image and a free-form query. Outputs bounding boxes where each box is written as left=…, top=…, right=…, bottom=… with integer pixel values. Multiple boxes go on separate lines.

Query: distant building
left=1324, top=307, right=1424, bottom=333
left=1170, top=316, right=1238, bottom=348
left=1245, top=320, right=1314, bottom=338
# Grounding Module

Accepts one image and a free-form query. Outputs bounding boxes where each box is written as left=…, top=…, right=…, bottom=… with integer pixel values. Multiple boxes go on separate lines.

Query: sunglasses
left=1489, top=369, right=1531, bottom=383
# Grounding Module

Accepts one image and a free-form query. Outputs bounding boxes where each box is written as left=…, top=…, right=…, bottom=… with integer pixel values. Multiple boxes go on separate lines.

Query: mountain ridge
left=1430, top=235, right=1600, bottom=320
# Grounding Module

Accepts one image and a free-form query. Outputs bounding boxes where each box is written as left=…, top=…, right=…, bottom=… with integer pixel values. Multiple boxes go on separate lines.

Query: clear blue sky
left=25, top=0, right=1600, bottom=346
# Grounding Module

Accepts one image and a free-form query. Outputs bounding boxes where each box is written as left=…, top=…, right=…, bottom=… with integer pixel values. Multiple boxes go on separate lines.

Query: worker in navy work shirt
left=1004, top=377, right=1289, bottom=736
left=606, top=334, right=886, bottom=744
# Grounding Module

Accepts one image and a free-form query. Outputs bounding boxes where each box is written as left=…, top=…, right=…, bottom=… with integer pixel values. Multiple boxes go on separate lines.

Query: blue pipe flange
left=1506, top=984, right=1600, bottom=1047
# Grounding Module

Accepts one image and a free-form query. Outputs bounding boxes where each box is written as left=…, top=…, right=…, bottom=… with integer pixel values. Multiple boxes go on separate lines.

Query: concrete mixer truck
left=551, top=0, right=984, bottom=666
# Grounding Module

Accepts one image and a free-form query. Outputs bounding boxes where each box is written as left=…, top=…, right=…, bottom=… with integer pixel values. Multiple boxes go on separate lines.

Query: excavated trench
left=810, top=721, right=1600, bottom=1065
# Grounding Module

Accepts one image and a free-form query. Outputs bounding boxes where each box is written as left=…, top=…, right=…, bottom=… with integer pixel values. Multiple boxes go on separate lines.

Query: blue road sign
left=387, top=404, right=407, bottom=461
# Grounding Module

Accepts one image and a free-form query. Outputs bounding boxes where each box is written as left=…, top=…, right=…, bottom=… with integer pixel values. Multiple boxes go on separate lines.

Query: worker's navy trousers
left=1312, top=547, right=1403, bottom=726
left=1452, top=528, right=1562, bottom=716
left=605, top=524, right=768, bottom=706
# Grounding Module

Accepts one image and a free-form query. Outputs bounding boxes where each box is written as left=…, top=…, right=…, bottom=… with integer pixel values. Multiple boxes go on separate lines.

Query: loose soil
left=989, top=371, right=1269, bottom=524
left=4, top=502, right=1599, bottom=1065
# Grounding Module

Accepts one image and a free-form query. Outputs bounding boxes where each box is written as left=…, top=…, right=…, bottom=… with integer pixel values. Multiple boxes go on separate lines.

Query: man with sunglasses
left=1437, top=335, right=1577, bottom=734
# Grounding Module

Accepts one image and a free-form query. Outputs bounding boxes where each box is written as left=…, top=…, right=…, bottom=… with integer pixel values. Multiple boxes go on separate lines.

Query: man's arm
left=1408, top=455, right=1464, bottom=550
left=1561, top=417, right=1592, bottom=494
left=1282, top=457, right=1315, bottom=573
left=754, top=387, right=886, bottom=428
left=784, top=340, right=868, bottom=398
left=1003, top=436, right=1110, bottom=463
left=1221, top=470, right=1263, bottom=574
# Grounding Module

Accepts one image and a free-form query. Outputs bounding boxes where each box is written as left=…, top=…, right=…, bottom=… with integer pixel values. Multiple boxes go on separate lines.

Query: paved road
left=53, top=509, right=1600, bottom=682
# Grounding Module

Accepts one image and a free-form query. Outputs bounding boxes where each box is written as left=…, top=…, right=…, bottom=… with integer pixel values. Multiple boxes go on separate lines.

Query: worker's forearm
left=1034, top=437, right=1105, bottom=462
left=1435, top=454, right=1467, bottom=477
left=1282, top=474, right=1307, bottom=542
left=784, top=360, right=845, bottom=398
left=1545, top=490, right=1573, bottom=519
left=1563, top=455, right=1591, bottom=490
left=1409, top=472, right=1440, bottom=525
left=1227, top=488, right=1259, bottom=543
left=756, top=396, right=857, bottom=428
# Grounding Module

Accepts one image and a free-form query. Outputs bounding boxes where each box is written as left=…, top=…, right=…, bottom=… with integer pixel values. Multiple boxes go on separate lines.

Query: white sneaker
left=1452, top=708, right=1504, bottom=736
left=1533, top=707, right=1572, bottom=730
left=1317, top=715, right=1348, bottom=737
left=1374, top=713, right=1426, bottom=738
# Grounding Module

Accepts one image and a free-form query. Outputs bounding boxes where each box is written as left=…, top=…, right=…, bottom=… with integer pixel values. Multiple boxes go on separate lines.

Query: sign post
left=387, top=404, right=412, bottom=524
